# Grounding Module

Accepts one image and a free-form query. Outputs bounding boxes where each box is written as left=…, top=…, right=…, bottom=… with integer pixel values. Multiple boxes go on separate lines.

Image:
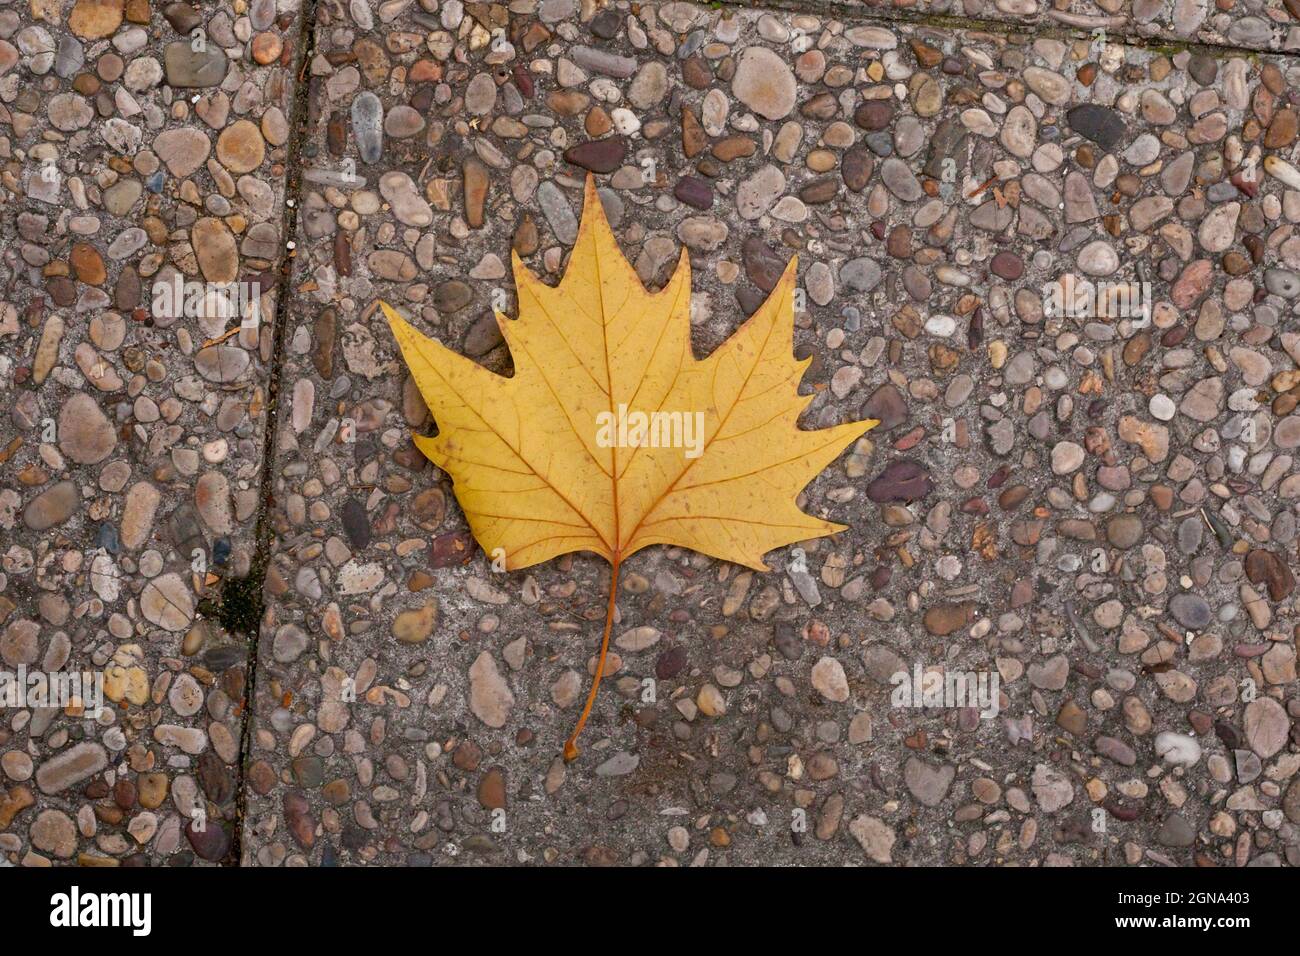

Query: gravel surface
left=2, top=0, right=1299, bottom=868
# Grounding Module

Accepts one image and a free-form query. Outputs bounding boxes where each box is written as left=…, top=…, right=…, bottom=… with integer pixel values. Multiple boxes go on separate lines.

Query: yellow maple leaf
left=382, top=175, right=875, bottom=758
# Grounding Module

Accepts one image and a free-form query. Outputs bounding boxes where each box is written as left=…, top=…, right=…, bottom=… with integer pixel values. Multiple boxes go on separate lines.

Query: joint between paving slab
left=227, top=0, right=323, bottom=868
left=713, top=0, right=1300, bottom=61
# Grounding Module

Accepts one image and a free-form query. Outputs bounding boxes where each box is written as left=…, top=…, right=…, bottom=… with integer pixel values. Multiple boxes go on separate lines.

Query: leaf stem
left=564, top=557, right=620, bottom=761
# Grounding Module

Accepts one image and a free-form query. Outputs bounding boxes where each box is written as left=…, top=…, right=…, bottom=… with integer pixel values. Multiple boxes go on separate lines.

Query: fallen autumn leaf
left=382, top=174, right=875, bottom=759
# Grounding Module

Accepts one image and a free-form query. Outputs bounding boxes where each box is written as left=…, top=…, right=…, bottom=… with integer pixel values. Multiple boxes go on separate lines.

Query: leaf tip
left=582, top=171, right=616, bottom=235
left=412, top=432, right=443, bottom=468
left=379, top=300, right=415, bottom=341
left=833, top=416, right=879, bottom=451
left=659, top=244, right=693, bottom=298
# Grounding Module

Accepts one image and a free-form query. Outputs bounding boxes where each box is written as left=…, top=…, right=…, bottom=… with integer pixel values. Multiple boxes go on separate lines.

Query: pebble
left=163, top=41, right=228, bottom=87
left=811, top=656, right=849, bottom=702
left=469, top=652, right=514, bottom=728
left=867, top=460, right=933, bottom=502
left=1031, top=763, right=1074, bottom=813
left=849, top=815, right=895, bottom=863
left=58, top=392, right=116, bottom=464
left=537, top=181, right=578, bottom=244
left=731, top=47, right=796, bottom=120
left=1155, top=732, right=1202, bottom=767
left=4, top=0, right=1290, bottom=870
left=840, top=257, right=882, bottom=294
left=140, top=573, right=195, bottom=632
left=1169, top=593, right=1213, bottom=631
left=903, top=758, right=955, bottom=807
left=351, top=92, right=384, bottom=164
left=35, top=743, right=108, bottom=795
left=564, top=138, right=627, bottom=174
left=1066, top=104, right=1126, bottom=151
left=1244, top=699, right=1289, bottom=758
left=23, top=481, right=81, bottom=531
